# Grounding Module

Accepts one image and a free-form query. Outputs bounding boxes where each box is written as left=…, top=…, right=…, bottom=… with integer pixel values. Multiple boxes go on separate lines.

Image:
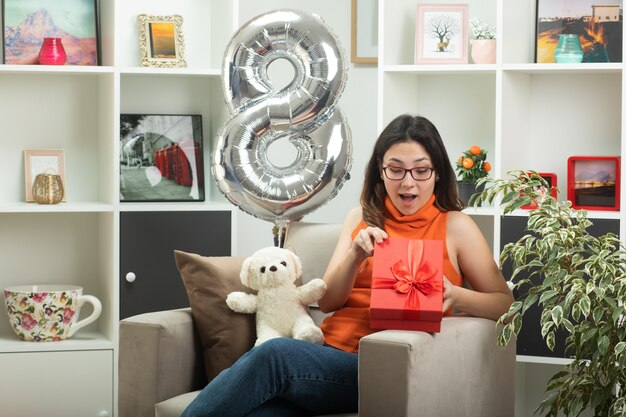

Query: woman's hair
left=360, top=114, right=464, bottom=228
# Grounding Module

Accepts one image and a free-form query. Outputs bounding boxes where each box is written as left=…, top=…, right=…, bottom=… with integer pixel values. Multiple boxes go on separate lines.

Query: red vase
left=38, top=38, right=67, bottom=65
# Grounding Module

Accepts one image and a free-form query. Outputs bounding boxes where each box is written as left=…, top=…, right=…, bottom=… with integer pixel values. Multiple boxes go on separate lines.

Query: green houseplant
left=474, top=171, right=626, bottom=417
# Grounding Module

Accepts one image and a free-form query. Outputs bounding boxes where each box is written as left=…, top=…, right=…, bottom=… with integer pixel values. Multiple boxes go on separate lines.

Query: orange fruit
left=483, top=162, right=491, bottom=172
left=457, top=156, right=463, bottom=163
left=469, top=145, right=481, bottom=155
left=462, top=158, right=474, bottom=169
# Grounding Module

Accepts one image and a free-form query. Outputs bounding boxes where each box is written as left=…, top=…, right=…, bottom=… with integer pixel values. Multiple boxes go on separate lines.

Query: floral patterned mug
left=3, top=285, right=102, bottom=342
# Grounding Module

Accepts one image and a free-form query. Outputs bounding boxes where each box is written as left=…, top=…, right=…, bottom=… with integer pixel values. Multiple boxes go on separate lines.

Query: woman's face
left=381, top=141, right=436, bottom=216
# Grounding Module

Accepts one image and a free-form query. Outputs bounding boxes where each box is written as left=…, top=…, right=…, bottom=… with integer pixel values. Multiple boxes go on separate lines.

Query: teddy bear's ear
left=288, top=249, right=302, bottom=279
left=240, top=256, right=253, bottom=288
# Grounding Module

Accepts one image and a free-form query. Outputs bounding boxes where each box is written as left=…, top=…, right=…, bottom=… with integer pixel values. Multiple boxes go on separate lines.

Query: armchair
left=119, top=222, right=515, bottom=417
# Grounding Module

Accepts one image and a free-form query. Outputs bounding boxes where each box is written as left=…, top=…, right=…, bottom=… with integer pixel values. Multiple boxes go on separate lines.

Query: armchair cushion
left=174, top=250, right=255, bottom=382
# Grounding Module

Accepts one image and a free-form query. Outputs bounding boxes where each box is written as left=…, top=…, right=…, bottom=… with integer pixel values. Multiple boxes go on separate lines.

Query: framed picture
left=567, top=156, right=620, bottom=211
left=351, top=0, right=378, bottom=64
left=2, top=0, right=99, bottom=65
left=24, top=149, right=66, bottom=202
left=520, top=172, right=558, bottom=210
left=535, top=0, right=623, bottom=63
left=137, top=14, right=186, bottom=68
left=119, top=114, right=204, bottom=202
left=415, top=4, right=468, bottom=64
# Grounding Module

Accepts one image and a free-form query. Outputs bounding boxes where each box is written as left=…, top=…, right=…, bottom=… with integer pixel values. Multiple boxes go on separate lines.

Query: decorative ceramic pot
left=38, top=37, right=67, bottom=65
left=458, top=182, right=484, bottom=206
left=470, top=39, right=496, bottom=64
left=3, top=285, right=101, bottom=341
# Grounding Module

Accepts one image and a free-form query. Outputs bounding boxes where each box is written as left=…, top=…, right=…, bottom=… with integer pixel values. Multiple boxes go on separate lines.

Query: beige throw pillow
left=174, top=250, right=255, bottom=382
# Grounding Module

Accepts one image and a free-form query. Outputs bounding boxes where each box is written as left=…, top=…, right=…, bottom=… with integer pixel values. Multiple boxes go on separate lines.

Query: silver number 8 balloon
left=213, top=9, right=352, bottom=226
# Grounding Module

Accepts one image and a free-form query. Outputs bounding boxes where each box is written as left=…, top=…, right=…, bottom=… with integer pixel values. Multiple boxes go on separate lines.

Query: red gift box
left=370, top=238, right=443, bottom=332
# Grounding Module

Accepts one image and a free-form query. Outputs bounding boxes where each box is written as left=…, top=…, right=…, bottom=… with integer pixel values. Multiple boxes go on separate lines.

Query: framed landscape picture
left=119, top=114, right=204, bottom=202
left=415, top=4, right=468, bottom=64
left=535, top=0, right=623, bottom=63
left=567, top=156, right=620, bottom=211
left=2, top=0, right=99, bottom=65
left=137, top=14, right=186, bottom=68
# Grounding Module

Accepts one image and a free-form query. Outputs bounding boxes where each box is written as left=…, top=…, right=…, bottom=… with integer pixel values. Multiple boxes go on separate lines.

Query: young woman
left=181, top=114, right=514, bottom=417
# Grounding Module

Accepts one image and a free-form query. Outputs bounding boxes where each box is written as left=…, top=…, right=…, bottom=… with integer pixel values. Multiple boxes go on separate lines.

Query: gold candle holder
left=32, top=171, right=64, bottom=204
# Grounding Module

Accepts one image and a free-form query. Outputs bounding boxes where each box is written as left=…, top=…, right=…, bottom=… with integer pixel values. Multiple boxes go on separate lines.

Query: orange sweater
left=320, top=195, right=462, bottom=353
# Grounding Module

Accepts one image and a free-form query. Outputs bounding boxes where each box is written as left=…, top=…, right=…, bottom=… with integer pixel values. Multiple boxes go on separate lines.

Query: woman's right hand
left=351, top=226, right=388, bottom=259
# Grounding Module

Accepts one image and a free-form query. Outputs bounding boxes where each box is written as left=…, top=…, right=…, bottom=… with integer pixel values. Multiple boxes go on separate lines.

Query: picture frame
left=24, top=149, right=66, bottom=202
left=137, top=14, right=186, bottom=68
left=351, top=0, right=378, bottom=64
left=520, top=172, right=558, bottom=210
left=415, top=4, right=468, bottom=64
left=535, top=0, right=623, bottom=63
left=2, top=0, right=99, bottom=65
left=567, top=156, right=620, bottom=211
left=119, top=114, right=204, bottom=202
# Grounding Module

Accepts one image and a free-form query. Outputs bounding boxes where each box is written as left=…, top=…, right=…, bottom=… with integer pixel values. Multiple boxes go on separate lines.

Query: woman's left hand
left=442, top=276, right=457, bottom=313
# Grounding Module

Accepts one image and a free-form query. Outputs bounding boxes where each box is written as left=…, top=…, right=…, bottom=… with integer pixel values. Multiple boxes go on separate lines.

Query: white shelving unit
left=380, top=0, right=620, bottom=415
left=0, top=1, right=237, bottom=416
left=0, top=0, right=618, bottom=415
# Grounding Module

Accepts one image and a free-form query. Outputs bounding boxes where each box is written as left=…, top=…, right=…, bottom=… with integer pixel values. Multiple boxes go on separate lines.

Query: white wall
left=232, top=0, right=379, bottom=256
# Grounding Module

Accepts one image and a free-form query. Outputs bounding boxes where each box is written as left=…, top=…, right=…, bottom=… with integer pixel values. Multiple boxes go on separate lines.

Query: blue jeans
left=181, top=338, right=359, bottom=417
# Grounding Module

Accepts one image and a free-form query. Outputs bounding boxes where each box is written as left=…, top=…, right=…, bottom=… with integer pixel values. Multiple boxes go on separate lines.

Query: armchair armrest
left=358, top=316, right=515, bottom=417
left=119, top=308, right=205, bottom=417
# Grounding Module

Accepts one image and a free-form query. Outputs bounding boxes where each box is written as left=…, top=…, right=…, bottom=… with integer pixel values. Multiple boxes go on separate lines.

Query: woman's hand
left=351, top=226, right=388, bottom=259
left=442, top=276, right=457, bottom=313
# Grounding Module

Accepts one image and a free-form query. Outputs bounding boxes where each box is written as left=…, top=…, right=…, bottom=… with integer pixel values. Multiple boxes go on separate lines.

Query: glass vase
left=554, top=34, right=583, bottom=64
left=38, top=37, right=67, bottom=65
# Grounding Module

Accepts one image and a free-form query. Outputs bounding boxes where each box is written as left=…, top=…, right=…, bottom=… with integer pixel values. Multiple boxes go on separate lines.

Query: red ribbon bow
left=391, top=258, right=438, bottom=296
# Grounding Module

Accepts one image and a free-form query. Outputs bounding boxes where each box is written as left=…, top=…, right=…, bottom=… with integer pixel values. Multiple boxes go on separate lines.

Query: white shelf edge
left=383, top=64, right=496, bottom=74
left=462, top=206, right=499, bottom=216
left=119, top=66, right=221, bottom=76
left=0, top=202, right=114, bottom=213
left=0, top=331, right=113, bottom=353
left=119, top=201, right=235, bottom=212
left=502, top=62, right=622, bottom=74
left=0, top=65, right=114, bottom=75
left=504, top=207, right=621, bottom=220
left=516, top=355, right=572, bottom=365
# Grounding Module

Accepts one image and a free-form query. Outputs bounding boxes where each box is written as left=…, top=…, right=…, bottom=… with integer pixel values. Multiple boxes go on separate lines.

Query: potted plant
left=455, top=145, right=491, bottom=205
left=469, top=17, right=496, bottom=64
left=475, top=171, right=626, bottom=417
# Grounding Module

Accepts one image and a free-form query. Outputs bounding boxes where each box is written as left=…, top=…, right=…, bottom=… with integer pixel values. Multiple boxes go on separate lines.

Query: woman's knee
left=249, top=338, right=298, bottom=361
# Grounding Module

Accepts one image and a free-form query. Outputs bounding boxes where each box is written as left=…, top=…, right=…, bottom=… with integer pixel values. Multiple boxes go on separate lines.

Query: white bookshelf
left=0, top=1, right=237, bottom=415
left=379, top=0, right=622, bottom=415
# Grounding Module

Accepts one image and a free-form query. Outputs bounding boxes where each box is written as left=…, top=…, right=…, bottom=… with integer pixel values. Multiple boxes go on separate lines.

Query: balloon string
left=280, top=226, right=286, bottom=248
left=272, top=225, right=287, bottom=247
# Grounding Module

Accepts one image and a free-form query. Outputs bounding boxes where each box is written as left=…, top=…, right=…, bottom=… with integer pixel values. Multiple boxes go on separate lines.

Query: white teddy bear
left=226, top=246, right=327, bottom=346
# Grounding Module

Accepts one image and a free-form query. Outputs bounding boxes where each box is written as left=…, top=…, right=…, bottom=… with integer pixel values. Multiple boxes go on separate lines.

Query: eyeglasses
left=382, top=166, right=434, bottom=181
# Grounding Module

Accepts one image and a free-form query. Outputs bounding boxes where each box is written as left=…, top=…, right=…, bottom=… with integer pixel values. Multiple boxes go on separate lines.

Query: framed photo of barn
left=119, top=114, right=204, bottom=202
left=535, top=0, right=623, bottom=63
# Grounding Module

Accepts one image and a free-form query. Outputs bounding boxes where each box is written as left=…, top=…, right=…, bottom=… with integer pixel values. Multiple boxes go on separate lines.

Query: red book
left=370, top=238, right=444, bottom=332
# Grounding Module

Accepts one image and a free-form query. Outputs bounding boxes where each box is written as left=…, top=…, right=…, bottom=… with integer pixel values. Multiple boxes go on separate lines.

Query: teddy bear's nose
left=269, top=265, right=277, bottom=272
